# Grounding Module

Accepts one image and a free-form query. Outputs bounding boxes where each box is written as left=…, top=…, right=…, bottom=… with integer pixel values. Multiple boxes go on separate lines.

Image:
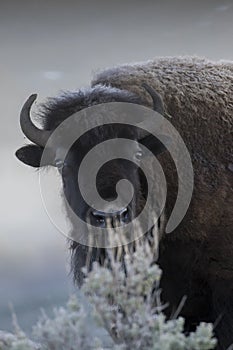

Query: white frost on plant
left=0, top=238, right=217, bottom=350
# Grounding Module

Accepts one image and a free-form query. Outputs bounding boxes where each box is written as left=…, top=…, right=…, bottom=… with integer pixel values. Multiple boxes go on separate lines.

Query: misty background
left=0, top=0, right=233, bottom=335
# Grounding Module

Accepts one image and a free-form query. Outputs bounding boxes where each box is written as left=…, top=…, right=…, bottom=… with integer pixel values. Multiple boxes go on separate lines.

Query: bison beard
left=15, top=57, right=233, bottom=350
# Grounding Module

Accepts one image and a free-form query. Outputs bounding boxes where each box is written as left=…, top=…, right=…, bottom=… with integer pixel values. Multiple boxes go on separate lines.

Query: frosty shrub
left=0, top=234, right=217, bottom=350
left=80, top=239, right=217, bottom=350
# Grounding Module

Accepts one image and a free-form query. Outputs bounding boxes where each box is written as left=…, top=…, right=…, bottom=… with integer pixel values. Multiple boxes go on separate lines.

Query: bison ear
left=139, top=134, right=169, bottom=156
left=15, top=145, right=44, bottom=167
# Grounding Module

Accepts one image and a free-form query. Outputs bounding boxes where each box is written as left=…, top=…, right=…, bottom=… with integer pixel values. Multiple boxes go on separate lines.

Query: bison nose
left=90, top=207, right=130, bottom=228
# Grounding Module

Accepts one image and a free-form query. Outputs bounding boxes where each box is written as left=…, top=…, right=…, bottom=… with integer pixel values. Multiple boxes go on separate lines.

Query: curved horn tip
left=26, top=94, right=38, bottom=104
left=19, top=93, right=51, bottom=147
left=21, top=94, right=38, bottom=111
left=141, top=82, right=150, bottom=90
left=141, top=83, right=164, bottom=114
left=141, top=83, right=160, bottom=97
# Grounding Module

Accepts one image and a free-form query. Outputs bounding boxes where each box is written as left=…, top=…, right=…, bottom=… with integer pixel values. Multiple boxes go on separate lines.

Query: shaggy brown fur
left=16, top=56, right=232, bottom=349
left=92, top=57, right=233, bottom=349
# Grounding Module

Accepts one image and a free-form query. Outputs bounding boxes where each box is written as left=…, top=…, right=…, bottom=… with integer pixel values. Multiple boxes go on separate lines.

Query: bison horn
left=142, top=83, right=164, bottom=115
left=20, top=94, right=52, bottom=147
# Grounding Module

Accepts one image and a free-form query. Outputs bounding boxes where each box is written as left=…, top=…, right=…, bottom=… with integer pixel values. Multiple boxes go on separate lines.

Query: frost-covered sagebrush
left=0, top=241, right=217, bottom=350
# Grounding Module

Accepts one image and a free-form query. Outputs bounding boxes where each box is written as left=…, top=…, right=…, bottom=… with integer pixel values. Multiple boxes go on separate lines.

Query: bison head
left=16, top=84, right=167, bottom=284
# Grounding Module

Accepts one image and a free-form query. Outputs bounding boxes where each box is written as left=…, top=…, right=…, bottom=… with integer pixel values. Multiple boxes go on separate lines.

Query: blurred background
left=0, top=0, right=233, bottom=335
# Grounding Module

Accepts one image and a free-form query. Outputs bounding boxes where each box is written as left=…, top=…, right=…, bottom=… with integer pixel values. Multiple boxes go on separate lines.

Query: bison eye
left=134, top=150, right=143, bottom=161
left=55, top=159, right=64, bottom=170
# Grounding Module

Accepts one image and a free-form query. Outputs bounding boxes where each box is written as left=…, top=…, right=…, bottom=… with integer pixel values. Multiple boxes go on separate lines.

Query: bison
left=16, top=56, right=232, bottom=349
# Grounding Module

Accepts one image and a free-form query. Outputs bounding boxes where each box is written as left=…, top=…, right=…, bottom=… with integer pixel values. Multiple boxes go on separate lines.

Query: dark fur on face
left=16, top=84, right=166, bottom=286
left=59, top=124, right=150, bottom=285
